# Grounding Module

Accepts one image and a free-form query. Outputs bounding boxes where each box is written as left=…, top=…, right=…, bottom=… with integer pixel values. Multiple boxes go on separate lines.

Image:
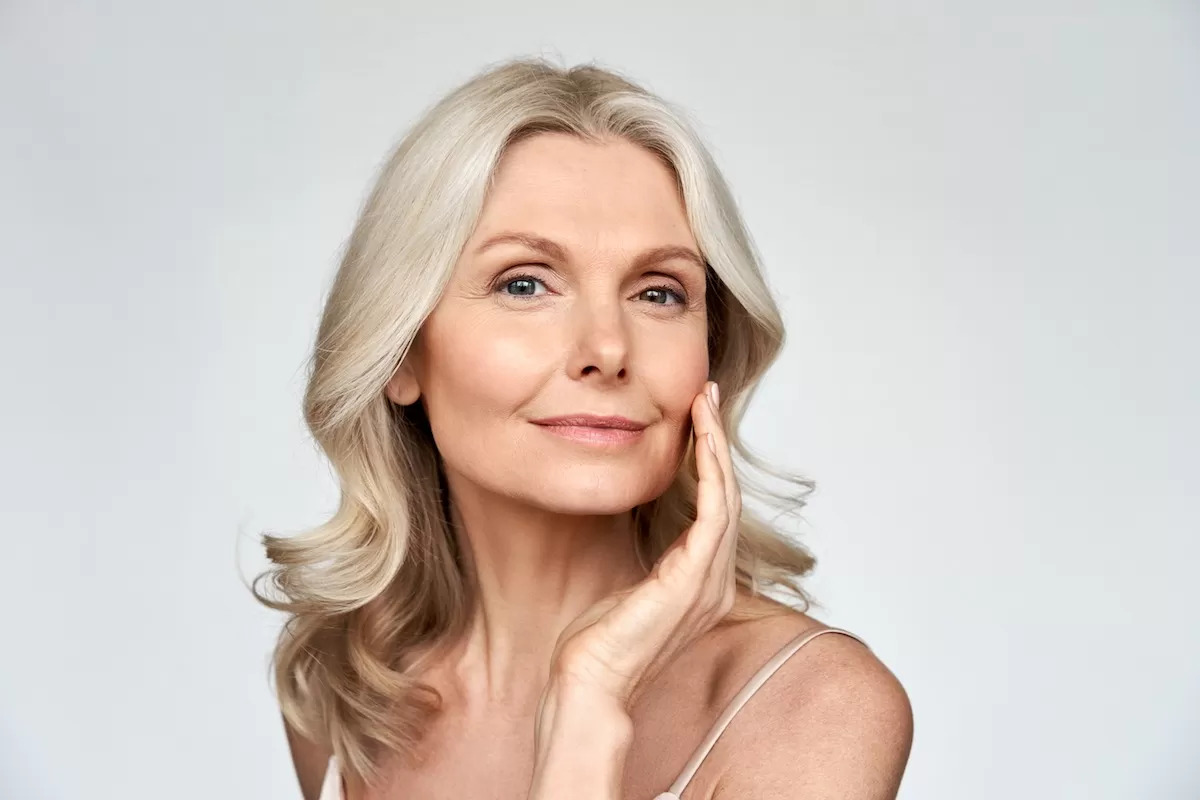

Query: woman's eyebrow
left=473, top=231, right=707, bottom=274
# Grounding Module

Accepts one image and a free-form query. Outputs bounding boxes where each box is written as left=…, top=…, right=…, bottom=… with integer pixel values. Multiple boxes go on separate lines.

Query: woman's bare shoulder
left=625, top=598, right=895, bottom=795
left=639, top=595, right=843, bottom=706
left=704, top=602, right=914, bottom=799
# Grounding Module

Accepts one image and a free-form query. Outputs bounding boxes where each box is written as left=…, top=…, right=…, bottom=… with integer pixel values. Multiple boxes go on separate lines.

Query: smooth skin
left=287, top=132, right=912, bottom=799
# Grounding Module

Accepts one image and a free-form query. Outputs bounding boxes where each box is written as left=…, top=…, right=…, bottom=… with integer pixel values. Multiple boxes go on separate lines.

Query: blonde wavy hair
left=254, top=55, right=821, bottom=783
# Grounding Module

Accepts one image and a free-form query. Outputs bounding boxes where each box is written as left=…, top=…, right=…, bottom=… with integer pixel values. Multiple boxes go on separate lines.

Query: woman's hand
left=545, top=380, right=741, bottom=711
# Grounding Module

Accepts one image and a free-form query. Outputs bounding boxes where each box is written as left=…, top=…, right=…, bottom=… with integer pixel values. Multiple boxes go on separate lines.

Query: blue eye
left=499, top=275, right=547, bottom=297
left=640, top=286, right=687, bottom=306
left=494, top=273, right=688, bottom=306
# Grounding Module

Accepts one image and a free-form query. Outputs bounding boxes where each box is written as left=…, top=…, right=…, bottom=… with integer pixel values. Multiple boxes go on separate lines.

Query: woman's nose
left=567, top=296, right=631, bottom=382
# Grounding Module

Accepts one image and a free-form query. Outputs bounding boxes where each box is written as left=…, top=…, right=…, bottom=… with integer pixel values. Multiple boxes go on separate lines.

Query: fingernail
left=710, top=382, right=720, bottom=410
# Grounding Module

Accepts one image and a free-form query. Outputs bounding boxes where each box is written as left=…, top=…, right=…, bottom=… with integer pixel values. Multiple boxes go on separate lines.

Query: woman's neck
left=439, top=485, right=649, bottom=714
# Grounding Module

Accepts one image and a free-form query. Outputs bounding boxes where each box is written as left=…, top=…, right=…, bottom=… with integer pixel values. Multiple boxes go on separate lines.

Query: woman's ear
left=385, top=359, right=421, bottom=406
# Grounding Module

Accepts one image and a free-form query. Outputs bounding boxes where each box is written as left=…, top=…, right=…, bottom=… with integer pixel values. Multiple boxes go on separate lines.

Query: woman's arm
left=527, top=677, right=636, bottom=800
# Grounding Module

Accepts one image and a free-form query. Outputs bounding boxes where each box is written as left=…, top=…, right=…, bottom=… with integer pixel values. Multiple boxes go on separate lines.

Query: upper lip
left=530, top=414, right=648, bottom=431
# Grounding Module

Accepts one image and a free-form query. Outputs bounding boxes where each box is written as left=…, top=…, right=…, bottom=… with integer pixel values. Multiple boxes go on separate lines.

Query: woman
left=255, top=57, right=913, bottom=799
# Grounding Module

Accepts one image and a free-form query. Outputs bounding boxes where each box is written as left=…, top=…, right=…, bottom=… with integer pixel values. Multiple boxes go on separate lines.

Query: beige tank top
left=317, top=625, right=867, bottom=800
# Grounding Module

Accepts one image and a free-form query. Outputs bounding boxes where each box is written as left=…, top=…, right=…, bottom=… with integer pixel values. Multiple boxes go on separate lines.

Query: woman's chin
left=535, top=474, right=675, bottom=515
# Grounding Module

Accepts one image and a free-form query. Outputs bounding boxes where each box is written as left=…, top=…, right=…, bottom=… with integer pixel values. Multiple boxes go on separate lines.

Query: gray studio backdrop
left=1, top=2, right=1196, bottom=798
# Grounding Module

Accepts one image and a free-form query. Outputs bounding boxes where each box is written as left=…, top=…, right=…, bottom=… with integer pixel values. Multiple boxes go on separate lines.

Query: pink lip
left=530, top=414, right=648, bottom=430
left=530, top=415, right=648, bottom=446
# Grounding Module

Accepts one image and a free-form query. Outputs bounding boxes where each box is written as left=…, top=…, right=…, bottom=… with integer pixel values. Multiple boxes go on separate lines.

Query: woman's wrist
left=528, top=677, right=635, bottom=800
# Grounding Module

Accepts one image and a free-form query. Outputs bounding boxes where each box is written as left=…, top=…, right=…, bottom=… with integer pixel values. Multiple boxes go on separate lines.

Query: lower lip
left=534, top=424, right=645, bottom=445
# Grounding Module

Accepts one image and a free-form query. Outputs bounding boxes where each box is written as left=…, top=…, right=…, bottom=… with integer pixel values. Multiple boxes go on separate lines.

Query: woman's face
left=390, top=132, right=710, bottom=515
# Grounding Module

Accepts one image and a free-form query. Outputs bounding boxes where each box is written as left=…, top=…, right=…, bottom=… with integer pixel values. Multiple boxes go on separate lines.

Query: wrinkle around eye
left=472, top=264, right=705, bottom=314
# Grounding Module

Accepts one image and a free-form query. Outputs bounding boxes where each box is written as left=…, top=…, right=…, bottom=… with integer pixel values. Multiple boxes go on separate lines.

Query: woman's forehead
left=469, top=138, right=697, bottom=258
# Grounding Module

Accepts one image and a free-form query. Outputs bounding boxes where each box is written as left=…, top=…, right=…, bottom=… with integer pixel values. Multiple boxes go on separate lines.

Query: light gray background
left=2, top=2, right=1197, bottom=798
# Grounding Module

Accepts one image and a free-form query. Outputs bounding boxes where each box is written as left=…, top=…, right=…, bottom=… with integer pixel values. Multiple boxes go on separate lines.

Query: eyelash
left=494, top=272, right=688, bottom=306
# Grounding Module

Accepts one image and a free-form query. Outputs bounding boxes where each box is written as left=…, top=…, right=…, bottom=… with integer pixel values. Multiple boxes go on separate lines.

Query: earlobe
left=385, top=362, right=421, bottom=406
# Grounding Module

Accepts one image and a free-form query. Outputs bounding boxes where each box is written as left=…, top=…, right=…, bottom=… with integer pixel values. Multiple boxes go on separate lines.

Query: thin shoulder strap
left=653, top=625, right=869, bottom=800
left=318, top=754, right=344, bottom=800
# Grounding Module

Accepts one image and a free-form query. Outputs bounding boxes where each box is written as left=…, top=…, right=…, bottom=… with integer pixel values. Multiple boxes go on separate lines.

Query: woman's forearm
left=527, top=678, right=635, bottom=800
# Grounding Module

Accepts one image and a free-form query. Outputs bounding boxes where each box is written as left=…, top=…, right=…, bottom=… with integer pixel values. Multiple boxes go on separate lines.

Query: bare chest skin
left=348, top=606, right=819, bottom=800
left=352, top=663, right=723, bottom=800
